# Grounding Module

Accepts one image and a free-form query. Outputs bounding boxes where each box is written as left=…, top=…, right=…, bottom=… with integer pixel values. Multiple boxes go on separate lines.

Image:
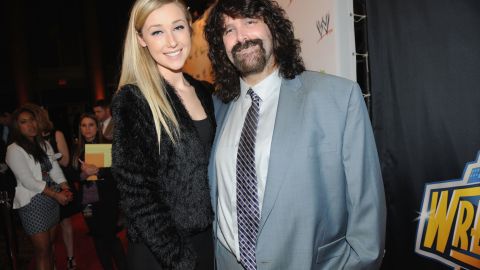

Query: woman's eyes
left=151, top=25, right=185, bottom=36
left=174, top=25, right=185, bottom=31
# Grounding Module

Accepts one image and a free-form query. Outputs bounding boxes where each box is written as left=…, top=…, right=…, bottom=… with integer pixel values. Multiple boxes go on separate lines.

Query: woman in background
left=25, top=103, right=79, bottom=270
left=71, top=113, right=126, bottom=270
left=6, top=106, right=72, bottom=270
left=112, top=0, right=215, bottom=269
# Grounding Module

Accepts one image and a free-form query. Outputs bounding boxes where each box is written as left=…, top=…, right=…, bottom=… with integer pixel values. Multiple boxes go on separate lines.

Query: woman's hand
left=81, top=163, right=99, bottom=177
left=54, top=189, right=73, bottom=206
left=59, top=182, right=74, bottom=201
left=59, top=182, right=70, bottom=191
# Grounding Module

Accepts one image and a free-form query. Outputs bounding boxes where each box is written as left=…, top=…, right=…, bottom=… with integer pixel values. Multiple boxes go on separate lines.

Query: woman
left=112, top=0, right=215, bottom=269
left=6, top=106, right=72, bottom=270
left=24, top=103, right=79, bottom=270
left=71, top=113, right=126, bottom=270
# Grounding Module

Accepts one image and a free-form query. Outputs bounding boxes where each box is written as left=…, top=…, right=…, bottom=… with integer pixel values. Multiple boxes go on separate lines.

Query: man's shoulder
left=286, top=71, right=358, bottom=100
left=212, top=94, right=230, bottom=116
left=296, top=71, right=356, bottom=90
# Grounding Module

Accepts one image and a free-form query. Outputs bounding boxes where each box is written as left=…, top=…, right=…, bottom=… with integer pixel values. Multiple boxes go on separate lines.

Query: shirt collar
left=103, top=117, right=112, bottom=125
left=240, top=68, right=282, bottom=102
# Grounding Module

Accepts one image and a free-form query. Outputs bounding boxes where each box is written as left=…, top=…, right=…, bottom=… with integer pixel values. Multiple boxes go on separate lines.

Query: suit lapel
left=259, top=76, right=304, bottom=232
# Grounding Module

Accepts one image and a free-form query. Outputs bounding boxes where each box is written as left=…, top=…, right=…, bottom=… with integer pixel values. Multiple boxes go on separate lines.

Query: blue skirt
left=18, top=193, right=59, bottom=235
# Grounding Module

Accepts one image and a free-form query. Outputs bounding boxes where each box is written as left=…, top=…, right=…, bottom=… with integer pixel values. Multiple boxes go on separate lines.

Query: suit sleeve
left=342, top=83, right=386, bottom=269
left=111, top=86, right=195, bottom=269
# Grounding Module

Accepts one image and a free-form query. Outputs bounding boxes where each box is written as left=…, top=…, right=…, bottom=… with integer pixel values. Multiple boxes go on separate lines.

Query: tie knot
left=247, top=88, right=260, bottom=102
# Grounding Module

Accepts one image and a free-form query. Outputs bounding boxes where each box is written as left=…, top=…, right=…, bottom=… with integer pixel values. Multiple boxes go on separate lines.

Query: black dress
left=189, top=118, right=215, bottom=269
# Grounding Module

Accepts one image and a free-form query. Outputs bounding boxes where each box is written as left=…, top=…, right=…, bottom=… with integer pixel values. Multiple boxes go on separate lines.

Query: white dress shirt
left=215, top=69, right=282, bottom=260
left=102, top=116, right=112, bottom=134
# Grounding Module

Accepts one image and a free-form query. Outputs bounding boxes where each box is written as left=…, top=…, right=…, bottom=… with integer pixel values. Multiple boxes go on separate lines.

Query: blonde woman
left=111, top=0, right=215, bottom=269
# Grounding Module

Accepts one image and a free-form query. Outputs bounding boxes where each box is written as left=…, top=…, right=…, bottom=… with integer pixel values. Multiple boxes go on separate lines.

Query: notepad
left=85, top=144, right=112, bottom=180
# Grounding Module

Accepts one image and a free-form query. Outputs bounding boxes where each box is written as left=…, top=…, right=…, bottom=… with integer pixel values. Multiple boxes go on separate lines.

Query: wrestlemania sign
left=416, top=151, right=480, bottom=269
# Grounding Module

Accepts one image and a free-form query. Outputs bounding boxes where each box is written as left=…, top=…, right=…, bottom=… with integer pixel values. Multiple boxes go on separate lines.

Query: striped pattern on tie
left=236, top=88, right=260, bottom=270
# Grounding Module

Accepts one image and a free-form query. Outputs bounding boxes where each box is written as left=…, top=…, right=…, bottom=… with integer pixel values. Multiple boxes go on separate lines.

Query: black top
left=193, top=118, right=214, bottom=155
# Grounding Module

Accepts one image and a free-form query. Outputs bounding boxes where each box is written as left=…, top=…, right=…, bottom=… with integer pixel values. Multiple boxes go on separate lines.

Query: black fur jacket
left=111, top=74, right=215, bottom=269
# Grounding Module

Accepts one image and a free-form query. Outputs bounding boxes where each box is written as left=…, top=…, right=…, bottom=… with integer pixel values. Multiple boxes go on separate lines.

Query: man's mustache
left=232, top=39, right=263, bottom=55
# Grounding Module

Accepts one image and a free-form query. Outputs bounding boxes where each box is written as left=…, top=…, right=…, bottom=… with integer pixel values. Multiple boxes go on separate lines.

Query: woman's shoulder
left=53, top=129, right=66, bottom=142
left=6, top=142, right=31, bottom=159
left=112, top=84, right=149, bottom=111
left=112, top=84, right=155, bottom=130
left=6, top=142, right=21, bottom=153
left=54, top=129, right=64, bottom=136
left=184, top=73, right=214, bottom=95
left=184, top=74, right=214, bottom=111
left=114, top=84, right=144, bottom=102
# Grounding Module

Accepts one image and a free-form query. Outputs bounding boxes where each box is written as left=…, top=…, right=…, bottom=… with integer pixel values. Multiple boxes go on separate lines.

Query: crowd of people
left=1, top=0, right=387, bottom=270
left=0, top=101, right=125, bottom=270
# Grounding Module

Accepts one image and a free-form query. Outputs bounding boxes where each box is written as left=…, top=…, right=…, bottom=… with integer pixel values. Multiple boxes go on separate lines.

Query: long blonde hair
left=118, top=0, right=191, bottom=146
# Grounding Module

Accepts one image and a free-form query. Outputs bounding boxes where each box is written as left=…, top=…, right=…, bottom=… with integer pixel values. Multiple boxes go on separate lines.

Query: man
left=205, top=0, right=386, bottom=269
left=93, top=99, right=114, bottom=142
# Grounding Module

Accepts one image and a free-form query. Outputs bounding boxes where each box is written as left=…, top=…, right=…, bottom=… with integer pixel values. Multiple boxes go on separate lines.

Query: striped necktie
left=236, top=88, right=260, bottom=270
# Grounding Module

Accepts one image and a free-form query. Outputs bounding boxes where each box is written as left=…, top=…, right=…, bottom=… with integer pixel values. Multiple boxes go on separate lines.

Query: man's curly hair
left=205, top=0, right=305, bottom=103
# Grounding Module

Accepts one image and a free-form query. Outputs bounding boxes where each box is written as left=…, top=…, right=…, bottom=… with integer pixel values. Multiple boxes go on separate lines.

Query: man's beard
left=231, top=39, right=268, bottom=76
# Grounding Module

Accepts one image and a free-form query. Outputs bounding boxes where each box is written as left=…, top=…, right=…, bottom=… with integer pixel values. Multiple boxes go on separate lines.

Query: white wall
left=276, top=0, right=356, bottom=81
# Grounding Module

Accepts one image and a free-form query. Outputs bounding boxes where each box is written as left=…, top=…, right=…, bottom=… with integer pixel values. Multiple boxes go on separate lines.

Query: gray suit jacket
left=209, top=71, right=386, bottom=270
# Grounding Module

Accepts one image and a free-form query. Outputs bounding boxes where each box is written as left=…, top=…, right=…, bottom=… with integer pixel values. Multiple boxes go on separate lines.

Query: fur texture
left=111, top=74, right=215, bottom=269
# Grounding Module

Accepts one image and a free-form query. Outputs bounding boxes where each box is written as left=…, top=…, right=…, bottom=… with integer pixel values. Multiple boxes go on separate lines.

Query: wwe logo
left=316, top=14, right=333, bottom=41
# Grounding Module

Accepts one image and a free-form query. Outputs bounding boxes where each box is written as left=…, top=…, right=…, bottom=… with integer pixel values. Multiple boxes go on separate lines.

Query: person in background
left=112, top=0, right=215, bottom=269
left=0, top=111, right=14, bottom=197
left=204, top=0, right=387, bottom=269
left=0, top=111, right=11, bottom=176
left=0, top=125, right=7, bottom=179
left=24, top=103, right=79, bottom=270
left=6, top=105, right=72, bottom=270
left=183, top=0, right=216, bottom=83
left=0, top=112, right=11, bottom=146
left=93, top=100, right=114, bottom=143
left=72, top=113, right=126, bottom=270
